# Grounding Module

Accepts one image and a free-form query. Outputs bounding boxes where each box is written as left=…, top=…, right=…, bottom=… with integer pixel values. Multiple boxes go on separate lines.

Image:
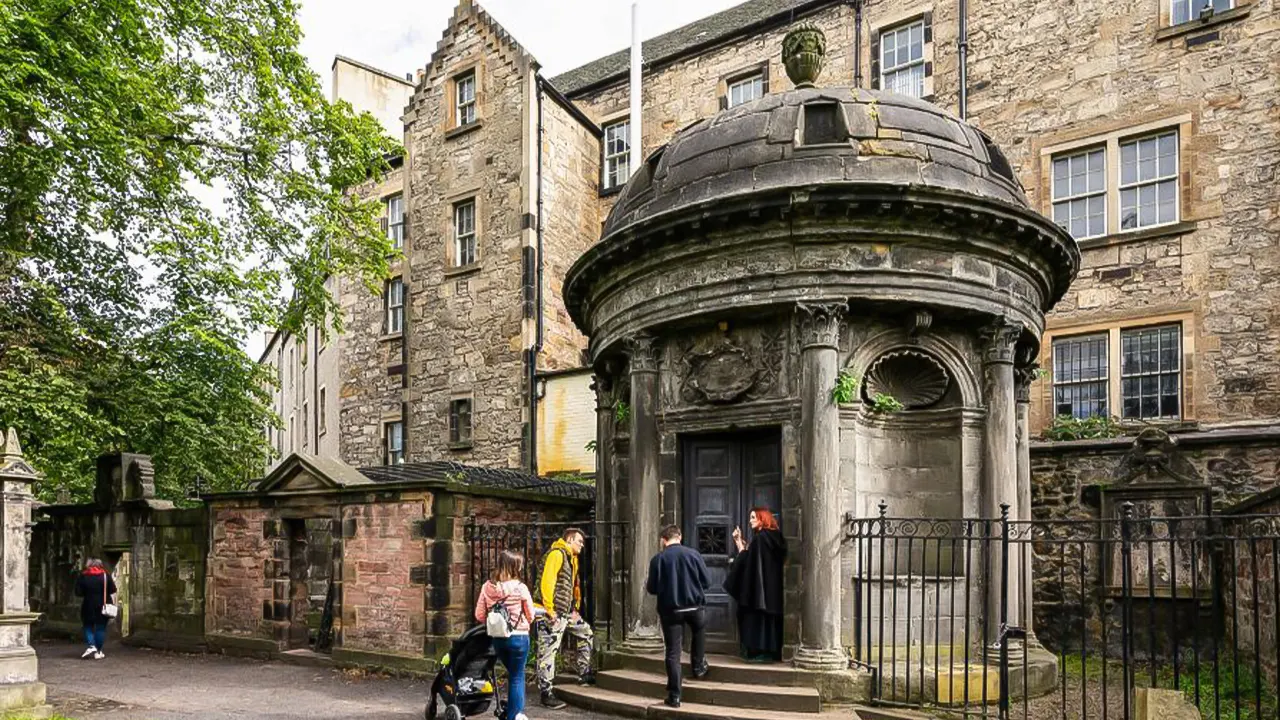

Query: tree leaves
left=0, top=0, right=400, bottom=501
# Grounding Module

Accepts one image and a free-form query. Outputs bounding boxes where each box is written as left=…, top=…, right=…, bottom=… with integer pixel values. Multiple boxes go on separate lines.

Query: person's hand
left=570, top=611, right=581, bottom=622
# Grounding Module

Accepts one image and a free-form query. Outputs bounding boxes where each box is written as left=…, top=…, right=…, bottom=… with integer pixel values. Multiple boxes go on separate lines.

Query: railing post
left=1119, top=501, right=1135, bottom=720
left=466, top=514, right=477, bottom=612
left=998, top=503, right=1011, bottom=720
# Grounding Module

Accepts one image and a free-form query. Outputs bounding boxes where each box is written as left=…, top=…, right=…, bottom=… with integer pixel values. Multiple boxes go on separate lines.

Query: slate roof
left=549, top=0, right=835, bottom=96
left=359, top=460, right=595, bottom=501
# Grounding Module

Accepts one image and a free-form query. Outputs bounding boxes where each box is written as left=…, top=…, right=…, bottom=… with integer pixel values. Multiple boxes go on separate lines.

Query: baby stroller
left=426, top=624, right=502, bottom=720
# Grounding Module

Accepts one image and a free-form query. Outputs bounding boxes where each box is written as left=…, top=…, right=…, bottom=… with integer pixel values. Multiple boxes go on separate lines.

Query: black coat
left=645, top=543, right=711, bottom=614
left=724, top=529, right=786, bottom=615
left=75, top=571, right=117, bottom=626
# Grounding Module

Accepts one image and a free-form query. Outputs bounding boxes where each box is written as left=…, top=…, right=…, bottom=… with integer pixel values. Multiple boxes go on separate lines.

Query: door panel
left=682, top=433, right=781, bottom=652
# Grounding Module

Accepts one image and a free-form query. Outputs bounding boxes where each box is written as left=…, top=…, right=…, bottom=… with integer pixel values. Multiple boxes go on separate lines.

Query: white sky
left=245, top=0, right=744, bottom=359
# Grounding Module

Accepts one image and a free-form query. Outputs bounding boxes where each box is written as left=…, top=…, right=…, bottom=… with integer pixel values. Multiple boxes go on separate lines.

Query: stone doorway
left=283, top=518, right=334, bottom=652
left=681, top=431, right=782, bottom=654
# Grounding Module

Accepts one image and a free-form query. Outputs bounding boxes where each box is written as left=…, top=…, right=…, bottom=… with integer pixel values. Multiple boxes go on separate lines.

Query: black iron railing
left=844, top=503, right=1280, bottom=719
left=465, top=517, right=630, bottom=648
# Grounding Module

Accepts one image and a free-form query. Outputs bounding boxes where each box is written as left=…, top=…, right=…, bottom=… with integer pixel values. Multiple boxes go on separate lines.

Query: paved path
left=37, top=639, right=620, bottom=720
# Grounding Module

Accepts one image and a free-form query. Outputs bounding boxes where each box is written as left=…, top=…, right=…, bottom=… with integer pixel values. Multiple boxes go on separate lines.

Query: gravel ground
left=37, top=639, right=624, bottom=720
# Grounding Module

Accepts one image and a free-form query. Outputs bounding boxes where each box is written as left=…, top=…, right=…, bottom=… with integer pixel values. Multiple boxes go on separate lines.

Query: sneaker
left=93, top=651, right=105, bottom=660
left=540, top=690, right=566, bottom=710
left=81, top=646, right=97, bottom=659
left=513, top=715, right=529, bottom=720
left=691, top=663, right=709, bottom=680
left=577, top=671, right=596, bottom=686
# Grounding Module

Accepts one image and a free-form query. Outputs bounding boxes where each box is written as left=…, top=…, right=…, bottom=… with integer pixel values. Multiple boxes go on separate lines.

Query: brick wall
left=340, top=499, right=428, bottom=655
left=207, top=506, right=272, bottom=638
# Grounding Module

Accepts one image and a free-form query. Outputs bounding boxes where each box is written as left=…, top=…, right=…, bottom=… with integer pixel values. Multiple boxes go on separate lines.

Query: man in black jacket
left=645, top=524, right=711, bottom=708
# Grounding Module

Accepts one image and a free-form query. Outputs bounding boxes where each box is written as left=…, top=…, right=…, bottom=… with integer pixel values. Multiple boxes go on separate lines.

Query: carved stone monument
left=0, top=429, right=51, bottom=718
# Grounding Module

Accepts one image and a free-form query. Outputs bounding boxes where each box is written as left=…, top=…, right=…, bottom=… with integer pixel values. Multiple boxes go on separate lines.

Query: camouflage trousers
left=535, top=614, right=593, bottom=691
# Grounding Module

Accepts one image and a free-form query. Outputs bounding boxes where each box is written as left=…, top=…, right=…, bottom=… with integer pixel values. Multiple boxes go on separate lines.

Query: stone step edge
left=601, top=667, right=822, bottom=697
left=557, top=684, right=856, bottom=720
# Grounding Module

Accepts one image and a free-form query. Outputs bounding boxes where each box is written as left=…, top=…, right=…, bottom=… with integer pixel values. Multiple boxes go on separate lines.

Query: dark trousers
left=659, top=608, right=706, bottom=695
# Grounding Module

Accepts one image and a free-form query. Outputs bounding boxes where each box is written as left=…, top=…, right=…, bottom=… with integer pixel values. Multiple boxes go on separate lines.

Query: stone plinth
left=0, top=429, right=51, bottom=718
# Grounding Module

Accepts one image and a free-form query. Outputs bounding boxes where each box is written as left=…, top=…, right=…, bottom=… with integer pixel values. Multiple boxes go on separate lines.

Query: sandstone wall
left=402, top=5, right=533, bottom=469
left=207, top=506, right=272, bottom=639
left=339, top=498, right=428, bottom=656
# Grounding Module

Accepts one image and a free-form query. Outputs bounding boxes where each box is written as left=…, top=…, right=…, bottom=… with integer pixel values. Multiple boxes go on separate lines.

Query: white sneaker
left=81, top=646, right=97, bottom=658
left=93, top=651, right=105, bottom=660
left=513, top=714, right=529, bottom=720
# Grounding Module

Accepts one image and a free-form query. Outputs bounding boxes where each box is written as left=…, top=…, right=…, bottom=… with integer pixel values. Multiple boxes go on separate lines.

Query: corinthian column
left=793, top=303, right=848, bottom=671
left=980, top=318, right=1021, bottom=649
left=1014, top=362, right=1039, bottom=646
left=625, top=334, right=663, bottom=650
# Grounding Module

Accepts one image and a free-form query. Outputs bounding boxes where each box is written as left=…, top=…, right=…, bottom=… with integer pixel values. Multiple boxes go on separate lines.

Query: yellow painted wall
left=538, top=371, right=596, bottom=475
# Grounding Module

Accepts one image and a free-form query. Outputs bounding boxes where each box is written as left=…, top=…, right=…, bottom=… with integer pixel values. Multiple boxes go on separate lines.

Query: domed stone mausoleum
left=564, top=25, right=1078, bottom=701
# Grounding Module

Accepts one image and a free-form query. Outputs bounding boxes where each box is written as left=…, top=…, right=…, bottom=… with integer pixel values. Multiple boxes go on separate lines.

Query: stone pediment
left=1113, top=427, right=1203, bottom=487
left=257, top=453, right=373, bottom=494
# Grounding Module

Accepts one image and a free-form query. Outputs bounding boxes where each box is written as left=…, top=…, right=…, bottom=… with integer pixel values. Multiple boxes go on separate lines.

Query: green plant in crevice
left=830, top=369, right=861, bottom=404
left=869, top=393, right=905, bottom=414
left=613, top=400, right=631, bottom=426
left=584, top=439, right=598, bottom=453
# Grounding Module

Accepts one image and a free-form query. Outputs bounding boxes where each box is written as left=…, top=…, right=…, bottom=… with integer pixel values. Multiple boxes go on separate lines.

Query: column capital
left=626, top=333, right=659, bottom=374
left=1014, top=362, right=1040, bottom=404
left=795, top=302, right=847, bottom=351
left=980, top=317, right=1022, bottom=366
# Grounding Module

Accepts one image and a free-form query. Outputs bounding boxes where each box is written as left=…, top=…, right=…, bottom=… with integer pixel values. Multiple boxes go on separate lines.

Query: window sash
left=1051, top=147, right=1107, bottom=240
left=386, top=278, right=404, bottom=334
left=1172, top=0, right=1231, bottom=24
left=1052, top=333, right=1109, bottom=419
left=727, top=75, right=764, bottom=108
left=454, top=200, right=476, bottom=266
left=450, top=400, right=472, bottom=444
left=880, top=21, right=926, bottom=98
left=603, top=121, right=631, bottom=189
left=386, top=422, right=404, bottom=465
left=1120, top=325, right=1182, bottom=419
left=387, top=195, right=404, bottom=249
left=456, top=73, right=476, bottom=126
left=1119, top=131, right=1179, bottom=231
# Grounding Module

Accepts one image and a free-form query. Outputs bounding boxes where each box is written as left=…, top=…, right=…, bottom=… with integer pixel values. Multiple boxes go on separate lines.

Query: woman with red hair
left=725, top=507, right=786, bottom=662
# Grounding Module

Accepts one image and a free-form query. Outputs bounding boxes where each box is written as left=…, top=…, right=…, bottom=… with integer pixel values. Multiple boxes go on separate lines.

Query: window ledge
left=379, top=332, right=403, bottom=343
left=1076, top=220, right=1197, bottom=250
left=444, top=262, right=482, bottom=278
left=448, top=441, right=474, bottom=452
left=599, top=184, right=624, bottom=198
left=1155, top=5, right=1251, bottom=42
left=445, top=121, right=483, bottom=140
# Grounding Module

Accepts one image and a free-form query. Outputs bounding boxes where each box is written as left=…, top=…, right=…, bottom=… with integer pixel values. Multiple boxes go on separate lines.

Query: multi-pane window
left=1053, top=334, right=1109, bottom=419
left=1121, top=325, right=1181, bottom=419
left=880, top=21, right=926, bottom=98
left=385, top=278, right=404, bottom=334
left=453, top=199, right=476, bottom=266
left=385, top=421, right=404, bottom=465
left=302, top=403, right=308, bottom=448
left=386, top=194, right=404, bottom=250
left=1052, top=148, right=1107, bottom=240
left=1120, top=131, right=1178, bottom=231
left=1172, top=0, right=1231, bottom=24
left=318, top=387, right=327, bottom=435
left=727, top=74, right=764, bottom=108
left=455, top=71, right=476, bottom=126
left=603, top=120, right=630, bottom=190
left=450, top=399, right=473, bottom=445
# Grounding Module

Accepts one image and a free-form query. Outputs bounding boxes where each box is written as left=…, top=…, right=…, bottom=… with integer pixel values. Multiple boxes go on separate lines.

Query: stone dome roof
left=602, top=87, right=1030, bottom=239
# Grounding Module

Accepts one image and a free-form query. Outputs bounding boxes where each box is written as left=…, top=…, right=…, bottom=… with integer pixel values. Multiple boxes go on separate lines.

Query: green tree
left=0, top=0, right=401, bottom=501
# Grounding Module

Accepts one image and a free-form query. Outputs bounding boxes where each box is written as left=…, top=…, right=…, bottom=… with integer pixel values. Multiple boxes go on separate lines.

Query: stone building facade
left=265, top=0, right=1278, bottom=505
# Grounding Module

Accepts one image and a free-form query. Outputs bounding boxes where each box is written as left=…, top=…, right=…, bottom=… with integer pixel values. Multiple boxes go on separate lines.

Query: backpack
left=484, top=582, right=522, bottom=638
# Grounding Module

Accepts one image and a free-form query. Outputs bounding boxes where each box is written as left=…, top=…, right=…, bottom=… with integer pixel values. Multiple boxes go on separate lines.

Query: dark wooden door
left=682, top=433, right=781, bottom=653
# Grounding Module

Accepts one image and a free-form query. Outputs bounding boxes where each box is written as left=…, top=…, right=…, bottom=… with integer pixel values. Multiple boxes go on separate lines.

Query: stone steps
left=555, top=684, right=857, bottom=720
left=597, top=668, right=822, bottom=712
left=603, top=651, right=821, bottom=688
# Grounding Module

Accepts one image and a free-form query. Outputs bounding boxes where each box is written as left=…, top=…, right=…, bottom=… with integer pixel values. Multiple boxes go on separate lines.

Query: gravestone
left=0, top=428, right=51, bottom=718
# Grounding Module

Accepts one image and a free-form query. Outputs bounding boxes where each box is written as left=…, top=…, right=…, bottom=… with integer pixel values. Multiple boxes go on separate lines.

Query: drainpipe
left=529, top=77, right=547, bottom=477
left=852, top=0, right=865, bottom=89
left=958, top=0, right=969, bottom=120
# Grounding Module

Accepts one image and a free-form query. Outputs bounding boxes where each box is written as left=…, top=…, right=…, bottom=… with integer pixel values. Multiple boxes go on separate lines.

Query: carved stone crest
left=675, top=329, right=783, bottom=407
left=1114, top=427, right=1201, bottom=486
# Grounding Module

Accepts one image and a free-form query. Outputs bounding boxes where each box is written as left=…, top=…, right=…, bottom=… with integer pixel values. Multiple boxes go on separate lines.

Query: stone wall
left=1224, top=491, right=1280, bottom=690
left=339, top=498, right=428, bottom=657
left=402, top=3, right=534, bottom=469
left=206, top=506, right=272, bottom=641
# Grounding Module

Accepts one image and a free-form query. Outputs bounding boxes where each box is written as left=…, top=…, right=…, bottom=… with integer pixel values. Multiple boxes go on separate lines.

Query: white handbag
left=101, top=574, right=118, bottom=618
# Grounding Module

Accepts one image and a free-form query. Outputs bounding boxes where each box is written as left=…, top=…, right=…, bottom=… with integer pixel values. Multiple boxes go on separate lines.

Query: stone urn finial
left=782, top=23, right=826, bottom=88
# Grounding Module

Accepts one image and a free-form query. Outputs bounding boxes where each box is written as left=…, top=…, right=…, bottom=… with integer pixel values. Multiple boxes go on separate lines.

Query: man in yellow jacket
left=535, top=528, right=595, bottom=708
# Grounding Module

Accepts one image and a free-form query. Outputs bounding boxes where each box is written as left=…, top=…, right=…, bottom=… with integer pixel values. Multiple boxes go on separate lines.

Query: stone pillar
left=1014, top=363, right=1039, bottom=646
left=591, top=372, right=615, bottom=636
left=0, top=429, right=51, bottom=718
left=793, top=303, right=848, bottom=671
left=980, top=318, right=1021, bottom=649
left=625, top=334, right=663, bottom=650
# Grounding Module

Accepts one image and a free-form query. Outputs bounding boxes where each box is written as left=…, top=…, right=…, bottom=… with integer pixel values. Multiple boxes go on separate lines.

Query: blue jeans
left=492, top=634, right=530, bottom=719
left=83, top=623, right=107, bottom=650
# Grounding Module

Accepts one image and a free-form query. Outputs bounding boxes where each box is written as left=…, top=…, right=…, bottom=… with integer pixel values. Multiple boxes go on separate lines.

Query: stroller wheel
left=443, top=705, right=464, bottom=720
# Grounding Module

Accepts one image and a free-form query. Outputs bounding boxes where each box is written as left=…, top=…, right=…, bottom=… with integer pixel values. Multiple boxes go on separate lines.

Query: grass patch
left=1059, top=654, right=1278, bottom=720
